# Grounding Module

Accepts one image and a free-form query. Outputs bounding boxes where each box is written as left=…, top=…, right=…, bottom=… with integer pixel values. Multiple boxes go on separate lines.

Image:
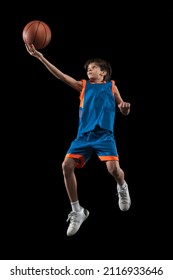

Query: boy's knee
left=62, top=158, right=75, bottom=175
left=107, top=162, right=124, bottom=179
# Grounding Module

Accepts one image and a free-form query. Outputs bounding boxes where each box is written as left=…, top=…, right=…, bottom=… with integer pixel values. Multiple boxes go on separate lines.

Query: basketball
left=22, top=20, right=51, bottom=49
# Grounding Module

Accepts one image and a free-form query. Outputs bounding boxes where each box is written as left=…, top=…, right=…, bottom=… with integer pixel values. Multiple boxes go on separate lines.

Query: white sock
left=118, top=181, right=127, bottom=190
left=71, top=200, right=81, bottom=212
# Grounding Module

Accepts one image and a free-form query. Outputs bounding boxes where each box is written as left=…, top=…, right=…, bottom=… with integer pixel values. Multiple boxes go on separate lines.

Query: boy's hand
left=25, top=44, right=43, bottom=59
left=118, top=101, right=130, bottom=115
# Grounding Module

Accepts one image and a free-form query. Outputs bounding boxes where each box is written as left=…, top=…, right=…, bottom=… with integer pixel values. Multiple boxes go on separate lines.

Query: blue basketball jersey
left=78, top=79, right=116, bottom=135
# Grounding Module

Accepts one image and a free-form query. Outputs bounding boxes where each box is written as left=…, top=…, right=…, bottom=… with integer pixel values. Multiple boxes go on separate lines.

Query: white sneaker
left=117, top=183, right=131, bottom=211
left=66, top=208, right=89, bottom=236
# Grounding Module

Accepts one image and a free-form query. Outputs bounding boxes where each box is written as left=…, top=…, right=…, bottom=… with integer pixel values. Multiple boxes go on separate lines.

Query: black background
left=2, top=6, right=172, bottom=260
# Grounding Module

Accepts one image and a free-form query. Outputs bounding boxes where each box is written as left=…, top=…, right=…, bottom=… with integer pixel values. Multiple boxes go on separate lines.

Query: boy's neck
left=89, top=78, right=106, bottom=84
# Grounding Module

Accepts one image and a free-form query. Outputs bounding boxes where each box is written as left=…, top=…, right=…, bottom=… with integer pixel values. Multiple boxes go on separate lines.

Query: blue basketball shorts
left=65, top=126, right=119, bottom=168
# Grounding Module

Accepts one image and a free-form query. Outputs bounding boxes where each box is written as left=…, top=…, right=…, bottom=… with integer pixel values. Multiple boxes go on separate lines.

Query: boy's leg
left=62, top=157, right=89, bottom=236
left=94, top=128, right=131, bottom=211
left=106, top=160, right=131, bottom=211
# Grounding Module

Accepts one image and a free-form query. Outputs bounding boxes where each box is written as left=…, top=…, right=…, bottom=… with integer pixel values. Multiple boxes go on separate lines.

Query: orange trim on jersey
left=111, top=80, right=116, bottom=96
left=79, top=79, right=87, bottom=108
left=65, top=153, right=86, bottom=168
left=99, top=155, right=119, bottom=161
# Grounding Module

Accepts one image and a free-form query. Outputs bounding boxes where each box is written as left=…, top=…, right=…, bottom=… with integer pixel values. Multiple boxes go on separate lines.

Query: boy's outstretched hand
left=118, top=101, right=131, bottom=115
left=25, top=44, right=43, bottom=59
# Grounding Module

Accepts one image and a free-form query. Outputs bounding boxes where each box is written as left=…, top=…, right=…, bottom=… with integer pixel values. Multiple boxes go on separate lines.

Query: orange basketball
left=22, top=20, right=51, bottom=49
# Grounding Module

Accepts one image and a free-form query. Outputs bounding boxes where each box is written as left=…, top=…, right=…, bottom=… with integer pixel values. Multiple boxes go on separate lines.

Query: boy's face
left=87, top=63, right=106, bottom=81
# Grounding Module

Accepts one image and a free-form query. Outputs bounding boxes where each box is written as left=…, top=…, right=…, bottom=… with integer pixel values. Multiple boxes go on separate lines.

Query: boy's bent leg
left=106, top=160, right=131, bottom=211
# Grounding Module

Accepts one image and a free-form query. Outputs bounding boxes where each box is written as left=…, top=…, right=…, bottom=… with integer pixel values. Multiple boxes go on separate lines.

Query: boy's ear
left=102, top=70, right=107, bottom=77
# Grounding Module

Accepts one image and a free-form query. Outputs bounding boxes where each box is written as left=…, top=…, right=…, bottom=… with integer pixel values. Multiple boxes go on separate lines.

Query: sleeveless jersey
left=77, top=79, right=116, bottom=135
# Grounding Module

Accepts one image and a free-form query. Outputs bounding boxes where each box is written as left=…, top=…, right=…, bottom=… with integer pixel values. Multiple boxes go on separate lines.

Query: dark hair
left=84, top=58, right=112, bottom=81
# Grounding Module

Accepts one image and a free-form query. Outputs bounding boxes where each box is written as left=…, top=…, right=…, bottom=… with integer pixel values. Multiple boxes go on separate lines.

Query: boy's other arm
left=114, top=85, right=130, bottom=116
